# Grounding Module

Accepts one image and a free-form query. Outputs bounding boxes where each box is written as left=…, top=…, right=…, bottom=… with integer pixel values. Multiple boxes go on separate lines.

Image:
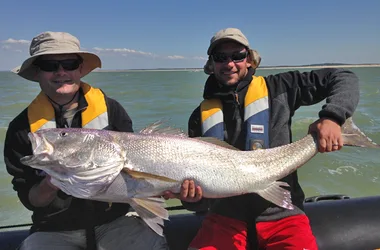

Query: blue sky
left=0, top=0, right=379, bottom=70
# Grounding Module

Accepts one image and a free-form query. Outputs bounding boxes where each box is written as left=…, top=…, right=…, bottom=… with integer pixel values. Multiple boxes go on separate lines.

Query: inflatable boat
left=1, top=195, right=380, bottom=250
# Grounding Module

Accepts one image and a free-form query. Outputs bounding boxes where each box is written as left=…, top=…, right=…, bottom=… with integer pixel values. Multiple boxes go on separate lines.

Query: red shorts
left=189, top=213, right=318, bottom=250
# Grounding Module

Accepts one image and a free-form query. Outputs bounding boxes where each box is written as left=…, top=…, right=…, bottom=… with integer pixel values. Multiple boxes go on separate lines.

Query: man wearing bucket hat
left=4, top=31, right=168, bottom=250
left=178, top=28, right=360, bottom=249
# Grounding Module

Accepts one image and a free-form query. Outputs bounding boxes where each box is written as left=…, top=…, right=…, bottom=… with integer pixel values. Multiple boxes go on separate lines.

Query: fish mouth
left=28, top=132, right=40, bottom=151
left=21, top=133, right=54, bottom=165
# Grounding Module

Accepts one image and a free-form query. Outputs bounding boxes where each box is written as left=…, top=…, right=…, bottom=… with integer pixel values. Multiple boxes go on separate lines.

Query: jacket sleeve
left=188, top=106, right=202, bottom=138
left=265, top=68, right=360, bottom=125
left=106, top=97, right=134, bottom=132
left=181, top=106, right=214, bottom=212
left=4, top=119, right=44, bottom=211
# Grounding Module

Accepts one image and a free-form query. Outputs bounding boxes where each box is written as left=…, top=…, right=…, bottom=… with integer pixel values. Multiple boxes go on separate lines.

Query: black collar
left=203, top=67, right=255, bottom=102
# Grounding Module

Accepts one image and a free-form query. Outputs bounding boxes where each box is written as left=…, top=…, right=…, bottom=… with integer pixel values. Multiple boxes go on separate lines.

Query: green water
left=1, top=67, right=379, bottom=226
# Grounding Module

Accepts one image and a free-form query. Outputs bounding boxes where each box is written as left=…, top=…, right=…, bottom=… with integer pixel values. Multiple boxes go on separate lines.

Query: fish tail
left=341, top=118, right=380, bottom=148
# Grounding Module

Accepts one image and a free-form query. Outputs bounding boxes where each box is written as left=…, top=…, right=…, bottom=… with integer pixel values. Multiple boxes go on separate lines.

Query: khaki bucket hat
left=207, top=28, right=250, bottom=55
left=12, top=31, right=101, bottom=82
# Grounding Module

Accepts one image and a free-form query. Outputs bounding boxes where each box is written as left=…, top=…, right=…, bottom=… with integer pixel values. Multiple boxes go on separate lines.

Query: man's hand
left=29, top=175, right=59, bottom=207
left=162, top=180, right=203, bottom=203
left=308, top=118, right=343, bottom=153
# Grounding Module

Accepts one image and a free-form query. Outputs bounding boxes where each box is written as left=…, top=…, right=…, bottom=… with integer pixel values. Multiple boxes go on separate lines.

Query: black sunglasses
left=212, top=51, right=248, bottom=63
left=34, top=59, right=82, bottom=72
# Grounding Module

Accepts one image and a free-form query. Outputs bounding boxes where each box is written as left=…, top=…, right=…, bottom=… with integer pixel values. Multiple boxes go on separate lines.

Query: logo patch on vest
left=251, top=124, right=264, bottom=134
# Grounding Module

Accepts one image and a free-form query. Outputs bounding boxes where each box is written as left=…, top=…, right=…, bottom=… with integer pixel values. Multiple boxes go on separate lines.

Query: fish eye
left=59, top=132, right=68, bottom=137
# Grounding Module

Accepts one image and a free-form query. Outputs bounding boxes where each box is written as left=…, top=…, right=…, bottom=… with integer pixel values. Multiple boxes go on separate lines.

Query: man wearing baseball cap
left=179, top=27, right=360, bottom=249
left=4, top=31, right=168, bottom=250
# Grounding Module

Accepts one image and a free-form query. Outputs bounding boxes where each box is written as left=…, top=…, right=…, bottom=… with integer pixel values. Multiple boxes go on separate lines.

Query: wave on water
left=0, top=127, right=9, bottom=142
left=325, top=165, right=359, bottom=175
left=322, top=164, right=380, bottom=184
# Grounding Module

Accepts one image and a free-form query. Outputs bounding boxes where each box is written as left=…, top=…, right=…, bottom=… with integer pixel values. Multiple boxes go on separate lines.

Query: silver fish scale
left=117, top=133, right=318, bottom=198
left=93, top=140, right=125, bottom=166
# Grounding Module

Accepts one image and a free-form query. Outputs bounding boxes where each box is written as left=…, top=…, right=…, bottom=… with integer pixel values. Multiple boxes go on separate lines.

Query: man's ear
left=246, top=60, right=252, bottom=68
left=249, top=49, right=261, bottom=69
left=32, top=68, right=40, bottom=81
left=203, top=58, right=214, bottom=75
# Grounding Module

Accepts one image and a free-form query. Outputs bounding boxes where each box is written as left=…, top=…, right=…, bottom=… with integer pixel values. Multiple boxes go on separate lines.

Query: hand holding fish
left=29, top=176, right=59, bottom=207
left=308, top=118, right=343, bottom=153
left=162, top=180, right=203, bottom=203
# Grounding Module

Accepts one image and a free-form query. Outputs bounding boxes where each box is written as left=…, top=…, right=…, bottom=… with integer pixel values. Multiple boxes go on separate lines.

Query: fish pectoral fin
left=122, top=168, right=178, bottom=183
left=256, top=181, right=294, bottom=210
left=131, top=197, right=169, bottom=219
left=196, top=137, right=240, bottom=151
left=128, top=197, right=169, bottom=236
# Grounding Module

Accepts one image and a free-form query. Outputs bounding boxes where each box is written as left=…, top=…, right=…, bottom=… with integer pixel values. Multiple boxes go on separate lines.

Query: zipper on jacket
left=230, top=91, right=242, bottom=146
left=234, top=91, right=240, bottom=105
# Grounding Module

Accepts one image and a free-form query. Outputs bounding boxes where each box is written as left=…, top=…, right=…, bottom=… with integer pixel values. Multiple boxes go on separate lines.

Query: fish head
left=20, top=128, right=126, bottom=177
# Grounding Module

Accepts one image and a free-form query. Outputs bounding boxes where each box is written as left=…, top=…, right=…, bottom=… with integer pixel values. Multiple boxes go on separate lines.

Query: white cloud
left=2, top=38, right=30, bottom=44
left=0, top=38, right=207, bottom=69
left=192, top=56, right=207, bottom=60
left=1, top=38, right=29, bottom=53
left=93, top=47, right=204, bottom=61
left=167, top=55, right=185, bottom=60
left=93, top=47, right=155, bottom=56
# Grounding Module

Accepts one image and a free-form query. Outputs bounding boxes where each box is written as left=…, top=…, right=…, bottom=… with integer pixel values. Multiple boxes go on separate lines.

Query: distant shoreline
left=259, top=64, right=380, bottom=70
left=1, top=64, right=379, bottom=73
left=93, top=64, right=380, bottom=72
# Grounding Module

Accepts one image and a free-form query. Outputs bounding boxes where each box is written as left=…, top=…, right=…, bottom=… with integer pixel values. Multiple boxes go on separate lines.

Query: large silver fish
left=20, top=118, right=379, bottom=235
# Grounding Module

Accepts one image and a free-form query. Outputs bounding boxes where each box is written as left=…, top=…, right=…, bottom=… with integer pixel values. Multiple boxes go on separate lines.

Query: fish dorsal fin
left=195, top=137, right=240, bottom=151
left=123, top=168, right=178, bottom=183
left=139, top=120, right=187, bottom=137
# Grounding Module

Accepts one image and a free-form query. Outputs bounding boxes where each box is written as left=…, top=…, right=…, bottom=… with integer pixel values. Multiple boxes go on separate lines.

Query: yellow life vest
left=200, top=76, right=270, bottom=150
left=27, top=82, right=109, bottom=132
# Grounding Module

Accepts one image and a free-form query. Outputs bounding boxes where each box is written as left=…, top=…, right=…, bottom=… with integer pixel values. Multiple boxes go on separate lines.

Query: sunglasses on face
left=34, top=59, right=82, bottom=72
left=212, top=51, right=248, bottom=63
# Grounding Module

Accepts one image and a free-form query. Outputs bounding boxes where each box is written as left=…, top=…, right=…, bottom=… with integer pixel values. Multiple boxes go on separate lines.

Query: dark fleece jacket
left=183, top=67, right=359, bottom=243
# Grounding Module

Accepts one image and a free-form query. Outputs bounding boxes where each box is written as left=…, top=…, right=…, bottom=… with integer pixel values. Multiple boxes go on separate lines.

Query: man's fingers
left=195, top=186, right=202, bottom=200
left=43, top=176, right=59, bottom=191
left=318, top=138, right=327, bottom=153
left=188, top=180, right=196, bottom=198
left=163, top=180, right=203, bottom=202
left=336, top=135, right=343, bottom=150
left=180, top=180, right=189, bottom=199
left=332, top=138, right=343, bottom=151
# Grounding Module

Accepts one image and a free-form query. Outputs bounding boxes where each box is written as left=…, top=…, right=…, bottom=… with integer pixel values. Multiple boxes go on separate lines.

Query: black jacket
left=183, top=67, right=359, bottom=224
left=4, top=88, right=133, bottom=233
